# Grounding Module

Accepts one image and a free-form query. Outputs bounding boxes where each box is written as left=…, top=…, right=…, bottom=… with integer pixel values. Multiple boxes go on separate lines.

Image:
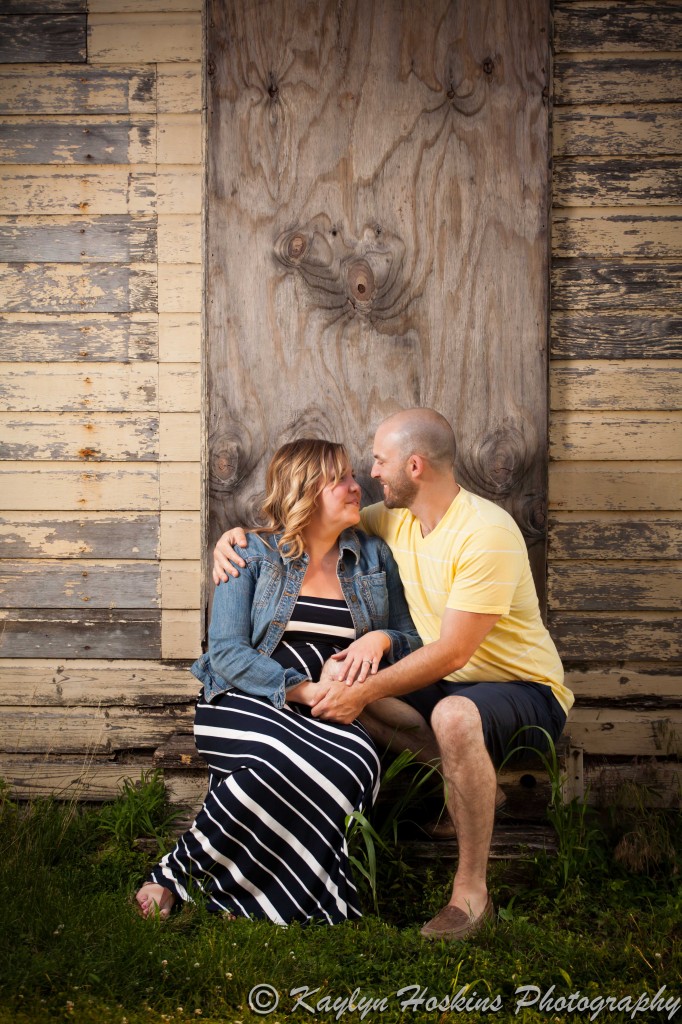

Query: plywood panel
left=554, top=107, right=682, bottom=158
left=0, top=167, right=156, bottom=215
left=0, top=560, right=160, bottom=609
left=0, top=412, right=159, bottom=461
left=0, top=463, right=159, bottom=511
left=0, top=216, right=157, bottom=263
left=554, top=3, right=682, bottom=53
left=0, top=363, right=157, bottom=412
left=549, top=463, right=680, bottom=511
left=207, top=0, right=552, bottom=598
left=0, top=314, right=157, bottom=362
left=549, top=513, right=682, bottom=560
left=550, top=362, right=682, bottom=410
left=552, top=210, right=682, bottom=259
left=0, top=263, right=157, bottom=313
left=0, top=512, right=159, bottom=559
left=548, top=562, right=682, bottom=612
left=0, top=608, right=161, bottom=659
left=552, top=261, right=682, bottom=309
left=549, top=411, right=682, bottom=460
left=550, top=613, right=681, bottom=661
left=554, top=158, right=682, bottom=208
left=0, top=14, right=86, bottom=63
left=0, top=65, right=156, bottom=115
left=0, top=117, right=156, bottom=164
left=551, top=310, right=681, bottom=359
left=554, top=56, right=682, bottom=105
left=88, top=12, right=202, bottom=63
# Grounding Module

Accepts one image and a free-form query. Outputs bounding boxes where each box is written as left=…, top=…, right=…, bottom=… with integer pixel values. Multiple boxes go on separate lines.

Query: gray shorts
left=401, top=679, right=567, bottom=769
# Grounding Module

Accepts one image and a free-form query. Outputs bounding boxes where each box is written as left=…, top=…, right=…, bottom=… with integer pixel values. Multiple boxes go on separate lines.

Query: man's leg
left=422, top=695, right=496, bottom=933
left=360, top=696, right=440, bottom=764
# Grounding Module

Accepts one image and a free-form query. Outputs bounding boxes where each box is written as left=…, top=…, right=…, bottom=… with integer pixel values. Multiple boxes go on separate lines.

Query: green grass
left=0, top=773, right=680, bottom=1024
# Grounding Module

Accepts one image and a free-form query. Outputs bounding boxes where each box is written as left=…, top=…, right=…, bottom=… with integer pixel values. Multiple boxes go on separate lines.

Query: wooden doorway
left=206, top=0, right=551, bottom=597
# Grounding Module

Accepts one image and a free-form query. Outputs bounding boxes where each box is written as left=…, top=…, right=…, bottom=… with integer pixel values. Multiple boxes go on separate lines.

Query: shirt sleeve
left=445, top=525, right=526, bottom=616
left=359, top=502, right=386, bottom=537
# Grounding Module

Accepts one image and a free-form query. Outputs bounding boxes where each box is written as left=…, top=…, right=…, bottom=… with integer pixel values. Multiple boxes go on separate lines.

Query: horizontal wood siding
left=550, top=1, right=682, bottom=760
left=0, top=0, right=204, bottom=729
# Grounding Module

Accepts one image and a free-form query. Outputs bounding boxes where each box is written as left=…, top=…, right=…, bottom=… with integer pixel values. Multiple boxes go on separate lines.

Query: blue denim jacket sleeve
left=190, top=557, right=306, bottom=709
left=375, top=538, right=422, bottom=662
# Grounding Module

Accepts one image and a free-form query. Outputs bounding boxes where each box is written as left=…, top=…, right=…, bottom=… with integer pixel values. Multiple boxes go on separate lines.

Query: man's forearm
left=347, top=639, right=460, bottom=702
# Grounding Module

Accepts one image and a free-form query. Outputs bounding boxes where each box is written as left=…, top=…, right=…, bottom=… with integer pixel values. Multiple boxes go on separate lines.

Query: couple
left=137, top=408, right=572, bottom=940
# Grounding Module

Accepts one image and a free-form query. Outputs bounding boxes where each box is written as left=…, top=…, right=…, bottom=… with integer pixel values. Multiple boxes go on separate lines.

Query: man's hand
left=213, top=528, right=248, bottom=584
left=310, top=677, right=370, bottom=724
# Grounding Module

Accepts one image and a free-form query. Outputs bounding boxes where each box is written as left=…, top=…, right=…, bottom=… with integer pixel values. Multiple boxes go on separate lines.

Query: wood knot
left=267, top=73, right=279, bottom=99
left=483, top=57, right=495, bottom=75
left=465, top=425, right=533, bottom=498
left=287, top=232, right=309, bottom=261
left=346, top=259, right=376, bottom=307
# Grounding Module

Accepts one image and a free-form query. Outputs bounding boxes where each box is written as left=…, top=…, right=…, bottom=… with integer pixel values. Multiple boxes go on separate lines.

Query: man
left=213, top=408, right=573, bottom=940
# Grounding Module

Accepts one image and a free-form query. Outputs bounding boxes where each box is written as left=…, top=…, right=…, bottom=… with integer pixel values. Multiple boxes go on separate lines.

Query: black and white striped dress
left=148, top=596, right=380, bottom=924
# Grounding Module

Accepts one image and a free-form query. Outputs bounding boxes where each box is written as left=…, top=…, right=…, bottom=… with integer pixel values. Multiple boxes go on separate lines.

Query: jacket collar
left=277, top=528, right=362, bottom=565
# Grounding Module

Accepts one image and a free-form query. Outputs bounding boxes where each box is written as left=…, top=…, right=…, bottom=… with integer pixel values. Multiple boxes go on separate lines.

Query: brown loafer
left=420, top=896, right=494, bottom=941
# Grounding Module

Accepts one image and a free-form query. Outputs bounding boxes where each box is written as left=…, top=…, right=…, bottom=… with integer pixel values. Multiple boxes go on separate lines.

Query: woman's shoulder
left=239, top=530, right=282, bottom=562
left=343, top=528, right=390, bottom=564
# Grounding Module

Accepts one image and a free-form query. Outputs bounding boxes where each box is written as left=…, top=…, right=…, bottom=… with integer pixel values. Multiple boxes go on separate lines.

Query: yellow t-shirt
left=361, top=489, right=573, bottom=715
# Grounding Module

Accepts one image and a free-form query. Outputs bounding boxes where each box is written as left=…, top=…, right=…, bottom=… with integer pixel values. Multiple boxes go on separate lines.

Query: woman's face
left=315, top=463, right=362, bottom=532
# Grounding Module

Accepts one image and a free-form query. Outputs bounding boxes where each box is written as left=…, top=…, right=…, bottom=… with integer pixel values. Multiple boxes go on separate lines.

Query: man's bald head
left=377, top=408, right=456, bottom=472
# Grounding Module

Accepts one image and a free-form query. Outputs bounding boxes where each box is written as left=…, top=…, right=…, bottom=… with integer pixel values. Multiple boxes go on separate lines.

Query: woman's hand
left=213, top=528, right=248, bottom=584
left=330, top=631, right=391, bottom=685
left=285, top=680, right=319, bottom=707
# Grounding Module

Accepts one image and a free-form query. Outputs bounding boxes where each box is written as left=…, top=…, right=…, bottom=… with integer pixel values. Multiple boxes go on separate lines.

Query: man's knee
left=431, top=695, right=485, bottom=746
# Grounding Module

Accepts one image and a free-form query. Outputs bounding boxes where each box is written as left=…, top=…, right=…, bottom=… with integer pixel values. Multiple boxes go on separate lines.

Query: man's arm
left=310, top=607, right=499, bottom=724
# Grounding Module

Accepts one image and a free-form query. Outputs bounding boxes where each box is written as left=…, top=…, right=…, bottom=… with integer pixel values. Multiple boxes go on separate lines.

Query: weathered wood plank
left=551, top=261, right=682, bottom=310
left=554, top=158, right=682, bottom=207
left=0, top=167, right=156, bottom=215
left=0, top=263, right=157, bottom=313
left=0, top=703, right=191, bottom=752
left=0, top=364, right=157, bottom=412
left=553, top=107, right=682, bottom=158
left=554, top=3, right=682, bottom=53
left=88, top=0, right=202, bottom=11
left=157, top=115, right=201, bottom=165
left=158, top=313, right=201, bottom=362
left=0, top=14, right=86, bottom=63
left=158, top=215, right=202, bottom=264
left=157, top=62, right=201, bottom=114
left=549, top=412, right=682, bottom=460
left=0, top=412, right=159, bottom=461
left=156, top=168, right=202, bottom=214
left=554, top=56, right=682, bottom=106
left=160, top=512, right=201, bottom=560
left=159, top=464, right=201, bottom=511
left=0, top=216, right=157, bottom=263
left=549, top=514, right=682, bottom=560
left=0, top=757, right=157, bottom=803
left=160, top=560, right=201, bottom=610
left=0, top=314, right=158, bottom=362
left=0, top=463, right=159, bottom=511
left=549, top=463, right=681, bottom=511
left=551, top=310, right=682, bottom=359
left=157, top=265, right=202, bottom=313
left=161, top=608, right=203, bottom=659
left=0, top=560, right=160, bottom=609
left=0, top=608, right=161, bottom=659
left=159, top=412, right=201, bottom=461
left=0, top=65, right=156, bottom=115
left=0, top=659, right=195, bottom=698
left=552, top=210, right=682, bottom=259
left=548, top=563, right=682, bottom=612
left=158, top=365, right=201, bottom=412
left=565, top=667, right=682, bottom=706
left=566, top=709, right=682, bottom=758
left=0, top=512, right=159, bottom=559
left=0, top=118, right=156, bottom=164
left=550, top=613, right=681, bottom=661
left=550, top=362, right=682, bottom=410
left=583, top=761, right=682, bottom=810
left=88, top=12, right=202, bottom=63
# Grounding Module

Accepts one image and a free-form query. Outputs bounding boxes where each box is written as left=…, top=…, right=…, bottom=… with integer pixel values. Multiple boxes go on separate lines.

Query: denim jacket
left=191, top=528, right=422, bottom=708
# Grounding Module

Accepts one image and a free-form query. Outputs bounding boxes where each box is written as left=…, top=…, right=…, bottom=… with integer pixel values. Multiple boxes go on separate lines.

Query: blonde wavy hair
left=257, top=438, right=352, bottom=560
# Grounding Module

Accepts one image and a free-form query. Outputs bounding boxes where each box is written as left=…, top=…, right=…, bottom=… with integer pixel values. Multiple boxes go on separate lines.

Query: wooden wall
left=0, top=0, right=204, bottom=798
left=549, top=1, right=682, bottom=775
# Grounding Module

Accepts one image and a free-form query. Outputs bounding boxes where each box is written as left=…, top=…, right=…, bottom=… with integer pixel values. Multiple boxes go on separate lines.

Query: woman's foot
left=135, top=882, right=176, bottom=919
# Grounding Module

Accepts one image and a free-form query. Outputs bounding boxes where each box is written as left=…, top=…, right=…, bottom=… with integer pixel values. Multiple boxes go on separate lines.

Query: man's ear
left=407, top=454, right=426, bottom=479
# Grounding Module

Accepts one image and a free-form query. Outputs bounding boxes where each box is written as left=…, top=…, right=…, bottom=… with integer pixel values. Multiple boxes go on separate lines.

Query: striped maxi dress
left=148, top=595, right=380, bottom=924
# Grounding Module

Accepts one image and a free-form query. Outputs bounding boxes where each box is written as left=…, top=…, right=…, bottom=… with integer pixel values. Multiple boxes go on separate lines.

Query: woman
left=136, top=439, right=420, bottom=925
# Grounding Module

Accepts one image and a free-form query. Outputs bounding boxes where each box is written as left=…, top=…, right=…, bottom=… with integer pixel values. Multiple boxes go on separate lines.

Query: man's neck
left=408, top=479, right=461, bottom=537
